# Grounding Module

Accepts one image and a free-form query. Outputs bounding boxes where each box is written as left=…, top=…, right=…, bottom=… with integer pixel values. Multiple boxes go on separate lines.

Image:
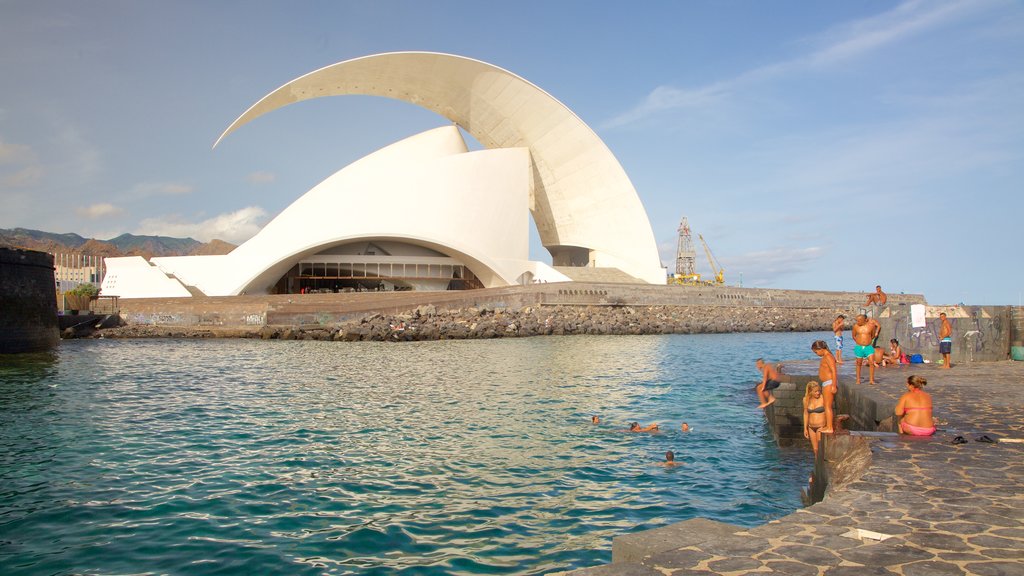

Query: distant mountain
left=0, top=228, right=236, bottom=259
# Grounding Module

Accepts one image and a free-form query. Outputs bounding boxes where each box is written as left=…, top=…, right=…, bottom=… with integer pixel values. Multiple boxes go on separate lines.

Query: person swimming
left=680, top=422, right=690, bottom=432
left=629, top=421, right=659, bottom=432
left=657, top=450, right=683, bottom=466
left=591, top=415, right=600, bottom=424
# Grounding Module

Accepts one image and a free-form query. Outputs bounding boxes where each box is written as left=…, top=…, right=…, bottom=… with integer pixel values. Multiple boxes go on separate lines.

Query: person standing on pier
left=939, top=312, right=953, bottom=369
left=802, top=381, right=827, bottom=456
left=852, top=314, right=881, bottom=385
left=832, top=314, right=846, bottom=364
left=811, top=341, right=838, bottom=434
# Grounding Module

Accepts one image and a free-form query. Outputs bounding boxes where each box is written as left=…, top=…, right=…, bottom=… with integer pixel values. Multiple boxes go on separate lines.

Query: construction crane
left=670, top=216, right=702, bottom=285
left=698, top=234, right=725, bottom=285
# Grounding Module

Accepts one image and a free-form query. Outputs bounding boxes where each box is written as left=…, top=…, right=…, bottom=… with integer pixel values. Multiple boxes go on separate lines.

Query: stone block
left=611, top=517, right=741, bottom=564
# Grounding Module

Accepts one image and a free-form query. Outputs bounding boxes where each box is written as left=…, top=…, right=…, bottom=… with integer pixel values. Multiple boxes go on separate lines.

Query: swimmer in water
left=591, top=415, right=600, bottom=424
left=680, top=422, right=690, bottom=432
left=628, top=421, right=659, bottom=433
left=657, top=450, right=683, bottom=467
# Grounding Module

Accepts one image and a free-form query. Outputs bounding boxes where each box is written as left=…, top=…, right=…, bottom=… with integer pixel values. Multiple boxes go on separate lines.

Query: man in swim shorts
left=755, top=358, right=782, bottom=409
left=939, top=312, right=953, bottom=369
left=852, top=314, right=880, bottom=385
left=832, top=314, right=846, bottom=364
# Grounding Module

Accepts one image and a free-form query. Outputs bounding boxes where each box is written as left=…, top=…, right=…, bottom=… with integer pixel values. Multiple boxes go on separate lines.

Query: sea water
left=0, top=332, right=829, bottom=575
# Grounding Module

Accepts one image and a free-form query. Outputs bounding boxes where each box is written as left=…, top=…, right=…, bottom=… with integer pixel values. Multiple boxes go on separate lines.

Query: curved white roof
left=215, top=51, right=664, bottom=284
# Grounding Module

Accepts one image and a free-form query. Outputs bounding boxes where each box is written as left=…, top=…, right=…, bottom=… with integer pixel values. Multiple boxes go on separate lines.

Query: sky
left=1, top=0, right=1022, bottom=305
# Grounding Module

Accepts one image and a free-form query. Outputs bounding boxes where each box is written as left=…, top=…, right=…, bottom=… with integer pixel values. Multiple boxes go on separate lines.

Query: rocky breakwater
left=96, top=304, right=841, bottom=341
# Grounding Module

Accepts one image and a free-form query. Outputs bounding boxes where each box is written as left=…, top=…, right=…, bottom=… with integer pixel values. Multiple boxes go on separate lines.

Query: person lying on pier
left=657, top=450, right=683, bottom=467
left=802, top=381, right=827, bottom=457
left=628, top=422, right=659, bottom=433
left=895, top=375, right=935, bottom=436
left=755, top=358, right=783, bottom=409
left=811, top=340, right=838, bottom=434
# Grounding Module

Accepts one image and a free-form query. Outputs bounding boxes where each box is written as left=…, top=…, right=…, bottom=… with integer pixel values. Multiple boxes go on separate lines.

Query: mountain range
left=0, top=228, right=236, bottom=259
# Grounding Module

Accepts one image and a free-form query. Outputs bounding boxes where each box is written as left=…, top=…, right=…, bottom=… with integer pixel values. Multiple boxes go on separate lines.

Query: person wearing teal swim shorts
left=852, top=314, right=880, bottom=385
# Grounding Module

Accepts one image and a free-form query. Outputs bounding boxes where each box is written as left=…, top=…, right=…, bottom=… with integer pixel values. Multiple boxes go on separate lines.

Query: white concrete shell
left=103, top=127, right=568, bottom=298
left=216, top=52, right=665, bottom=284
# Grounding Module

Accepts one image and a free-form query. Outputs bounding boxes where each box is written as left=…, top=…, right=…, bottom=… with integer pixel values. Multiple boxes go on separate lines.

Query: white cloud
left=246, top=171, right=276, bottom=184
left=727, top=246, right=826, bottom=287
left=76, top=202, right=125, bottom=219
left=135, top=206, right=268, bottom=243
left=131, top=181, right=194, bottom=196
left=0, top=138, right=34, bottom=164
left=604, top=0, right=991, bottom=128
left=0, top=137, right=43, bottom=188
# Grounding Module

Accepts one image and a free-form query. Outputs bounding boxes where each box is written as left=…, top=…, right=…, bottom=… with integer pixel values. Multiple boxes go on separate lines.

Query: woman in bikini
left=811, top=340, right=838, bottom=434
left=802, top=381, right=827, bottom=457
left=882, top=339, right=903, bottom=367
left=895, top=375, right=935, bottom=436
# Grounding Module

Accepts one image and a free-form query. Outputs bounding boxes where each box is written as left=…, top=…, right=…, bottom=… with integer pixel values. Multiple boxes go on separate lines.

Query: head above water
left=629, top=422, right=640, bottom=431
left=665, top=450, right=675, bottom=462
left=591, top=415, right=599, bottom=424
left=681, top=422, right=690, bottom=432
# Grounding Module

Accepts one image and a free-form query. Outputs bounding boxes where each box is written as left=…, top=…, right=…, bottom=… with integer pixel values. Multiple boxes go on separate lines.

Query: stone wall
left=876, top=303, right=1013, bottom=363
left=0, top=248, right=59, bottom=353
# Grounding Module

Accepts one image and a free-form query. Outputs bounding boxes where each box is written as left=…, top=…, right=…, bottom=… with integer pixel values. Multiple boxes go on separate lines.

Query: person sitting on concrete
left=882, top=338, right=903, bottom=366
left=755, top=358, right=783, bottom=409
left=802, top=381, right=827, bottom=457
left=865, top=285, right=887, bottom=307
left=895, top=375, right=935, bottom=436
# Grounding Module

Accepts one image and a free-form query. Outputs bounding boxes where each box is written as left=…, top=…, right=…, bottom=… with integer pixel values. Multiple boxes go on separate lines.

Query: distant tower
left=675, top=216, right=697, bottom=277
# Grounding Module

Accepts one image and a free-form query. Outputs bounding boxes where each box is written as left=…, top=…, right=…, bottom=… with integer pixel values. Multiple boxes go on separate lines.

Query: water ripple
left=0, top=332, right=827, bottom=574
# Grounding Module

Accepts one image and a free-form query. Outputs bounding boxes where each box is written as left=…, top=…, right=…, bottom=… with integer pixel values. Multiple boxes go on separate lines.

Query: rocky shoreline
left=88, top=304, right=842, bottom=341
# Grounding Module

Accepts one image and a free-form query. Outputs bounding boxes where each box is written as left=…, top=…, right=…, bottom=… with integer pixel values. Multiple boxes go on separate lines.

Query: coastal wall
left=107, top=283, right=925, bottom=334
left=876, top=302, right=1012, bottom=363
left=0, top=248, right=59, bottom=353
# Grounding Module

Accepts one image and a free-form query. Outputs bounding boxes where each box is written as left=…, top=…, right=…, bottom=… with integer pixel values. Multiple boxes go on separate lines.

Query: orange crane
left=698, top=234, right=725, bottom=285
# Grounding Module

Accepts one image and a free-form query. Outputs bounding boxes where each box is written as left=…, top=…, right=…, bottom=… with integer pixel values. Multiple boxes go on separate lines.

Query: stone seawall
left=0, top=248, right=59, bottom=353
left=98, top=304, right=847, bottom=341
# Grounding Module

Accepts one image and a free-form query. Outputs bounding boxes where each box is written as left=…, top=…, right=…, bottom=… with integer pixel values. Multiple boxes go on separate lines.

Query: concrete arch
left=215, top=52, right=664, bottom=284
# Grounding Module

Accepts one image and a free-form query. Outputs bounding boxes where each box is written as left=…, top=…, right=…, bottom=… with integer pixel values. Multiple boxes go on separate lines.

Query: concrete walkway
left=563, top=361, right=1024, bottom=576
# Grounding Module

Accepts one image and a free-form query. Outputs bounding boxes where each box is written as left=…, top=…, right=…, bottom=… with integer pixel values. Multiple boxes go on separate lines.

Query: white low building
left=103, top=52, right=665, bottom=298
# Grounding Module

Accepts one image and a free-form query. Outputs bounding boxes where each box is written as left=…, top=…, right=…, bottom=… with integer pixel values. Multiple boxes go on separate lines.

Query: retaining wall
left=876, top=303, right=1013, bottom=363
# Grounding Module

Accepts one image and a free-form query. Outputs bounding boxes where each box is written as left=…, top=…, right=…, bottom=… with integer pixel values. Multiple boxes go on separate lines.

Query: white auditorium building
left=102, top=52, right=666, bottom=299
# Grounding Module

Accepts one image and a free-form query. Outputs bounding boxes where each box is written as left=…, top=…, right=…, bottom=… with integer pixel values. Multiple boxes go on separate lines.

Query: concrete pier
left=563, top=361, right=1024, bottom=575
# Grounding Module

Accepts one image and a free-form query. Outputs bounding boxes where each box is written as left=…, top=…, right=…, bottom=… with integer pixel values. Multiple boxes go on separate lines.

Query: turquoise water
left=0, top=332, right=829, bottom=575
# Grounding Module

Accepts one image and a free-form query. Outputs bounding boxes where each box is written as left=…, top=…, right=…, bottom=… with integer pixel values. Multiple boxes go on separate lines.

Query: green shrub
left=67, top=283, right=100, bottom=298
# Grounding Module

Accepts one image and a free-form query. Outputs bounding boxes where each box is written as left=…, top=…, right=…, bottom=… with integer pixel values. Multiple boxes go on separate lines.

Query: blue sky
left=1, top=0, right=1021, bottom=304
